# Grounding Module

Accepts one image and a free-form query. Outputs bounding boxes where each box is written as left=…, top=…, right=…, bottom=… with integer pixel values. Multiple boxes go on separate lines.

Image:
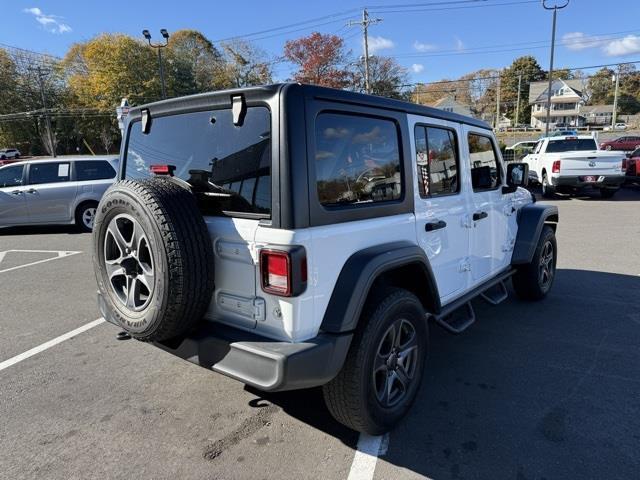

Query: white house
left=528, top=79, right=614, bottom=129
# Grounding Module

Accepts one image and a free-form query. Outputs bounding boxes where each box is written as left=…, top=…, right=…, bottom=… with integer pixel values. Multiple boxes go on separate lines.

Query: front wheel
left=512, top=225, right=557, bottom=301
left=323, top=288, right=428, bottom=434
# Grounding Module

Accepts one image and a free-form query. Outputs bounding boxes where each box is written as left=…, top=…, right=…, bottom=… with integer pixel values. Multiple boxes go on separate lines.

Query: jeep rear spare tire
left=93, top=178, right=215, bottom=342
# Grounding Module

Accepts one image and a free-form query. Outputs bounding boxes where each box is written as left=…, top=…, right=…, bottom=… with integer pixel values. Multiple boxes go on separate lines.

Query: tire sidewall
left=93, top=186, right=169, bottom=336
left=536, top=227, right=557, bottom=295
left=359, top=293, right=428, bottom=433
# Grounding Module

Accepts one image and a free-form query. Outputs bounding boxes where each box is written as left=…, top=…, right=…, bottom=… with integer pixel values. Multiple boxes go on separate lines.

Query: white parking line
left=347, top=433, right=387, bottom=480
left=0, top=249, right=82, bottom=274
left=0, top=318, right=105, bottom=372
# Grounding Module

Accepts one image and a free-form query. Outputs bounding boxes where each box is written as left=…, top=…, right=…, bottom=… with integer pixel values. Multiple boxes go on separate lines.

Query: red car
left=600, top=136, right=640, bottom=151
left=623, top=147, right=640, bottom=182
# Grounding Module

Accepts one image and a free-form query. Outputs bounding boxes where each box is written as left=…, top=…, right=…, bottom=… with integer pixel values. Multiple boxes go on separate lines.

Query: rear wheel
left=75, top=201, right=98, bottom=232
left=599, top=188, right=617, bottom=199
left=323, top=288, right=428, bottom=434
left=541, top=173, right=555, bottom=198
left=512, top=225, right=557, bottom=301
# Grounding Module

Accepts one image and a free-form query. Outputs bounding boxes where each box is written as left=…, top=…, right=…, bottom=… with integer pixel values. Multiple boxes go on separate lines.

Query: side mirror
left=503, top=162, right=529, bottom=194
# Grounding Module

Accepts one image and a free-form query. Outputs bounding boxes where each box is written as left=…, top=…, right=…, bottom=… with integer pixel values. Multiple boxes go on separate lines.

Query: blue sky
left=2, top=0, right=640, bottom=83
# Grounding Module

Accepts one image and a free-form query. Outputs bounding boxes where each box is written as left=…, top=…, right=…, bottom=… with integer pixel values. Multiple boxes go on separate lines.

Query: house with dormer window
left=528, top=79, right=615, bottom=129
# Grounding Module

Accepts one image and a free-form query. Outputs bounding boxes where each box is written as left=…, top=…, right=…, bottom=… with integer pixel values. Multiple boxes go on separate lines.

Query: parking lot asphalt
left=1, top=186, right=639, bottom=480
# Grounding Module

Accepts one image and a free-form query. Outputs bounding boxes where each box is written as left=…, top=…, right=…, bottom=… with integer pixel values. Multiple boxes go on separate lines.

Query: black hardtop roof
left=127, top=83, right=491, bottom=130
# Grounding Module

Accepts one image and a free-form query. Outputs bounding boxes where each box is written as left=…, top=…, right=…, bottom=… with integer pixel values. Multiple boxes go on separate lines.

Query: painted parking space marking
left=347, top=433, right=388, bottom=480
left=0, top=249, right=82, bottom=274
left=0, top=318, right=105, bottom=372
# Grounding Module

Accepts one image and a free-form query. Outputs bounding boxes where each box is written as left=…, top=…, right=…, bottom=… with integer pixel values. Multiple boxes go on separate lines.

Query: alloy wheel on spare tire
left=93, top=178, right=215, bottom=342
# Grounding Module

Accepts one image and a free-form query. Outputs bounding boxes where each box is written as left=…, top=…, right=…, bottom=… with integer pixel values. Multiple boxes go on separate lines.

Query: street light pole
left=542, top=0, right=569, bottom=137
left=612, top=64, right=621, bottom=128
left=143, top=29, right=170, bottom=99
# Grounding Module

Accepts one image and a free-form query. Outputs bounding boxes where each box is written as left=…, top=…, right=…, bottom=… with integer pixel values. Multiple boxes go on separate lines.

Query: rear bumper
left=98, top=292, right=352, bottom=392
left=551, top=175, right=625, bottom=189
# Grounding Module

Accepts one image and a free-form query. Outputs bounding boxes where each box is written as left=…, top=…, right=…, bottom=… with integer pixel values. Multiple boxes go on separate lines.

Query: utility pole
left=143, top=29, right=170, bottom=99
left=32, top=66, right=56, bottom=157
left=542, top=0, right=570, bottom=137
left=348, top=9, right=382, bottom=94
left=495, top=74, right=501, bottom=129
left=515, top=73, right=522, bottom=128
left=612, top=64, right=621, bottom=127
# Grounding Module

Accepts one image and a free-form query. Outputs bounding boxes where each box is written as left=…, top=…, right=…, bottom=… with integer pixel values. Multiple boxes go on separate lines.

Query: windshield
left=125, top=106, right=271, bottom=218
left=546, top=139, right=597, bottom=153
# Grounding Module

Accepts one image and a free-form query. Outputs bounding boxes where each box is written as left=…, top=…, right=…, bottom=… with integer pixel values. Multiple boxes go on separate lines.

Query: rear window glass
left=126, top=107, right=271, bottom=217
left=546, top=139, right=597, bottom=152
left=314, top=113, right=402, bottom=207
left=76, top=161, right=116, bottom=181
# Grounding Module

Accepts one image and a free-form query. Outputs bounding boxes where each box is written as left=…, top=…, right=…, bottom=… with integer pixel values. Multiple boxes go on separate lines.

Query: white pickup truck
left=523, top=135, right=626, bottom=198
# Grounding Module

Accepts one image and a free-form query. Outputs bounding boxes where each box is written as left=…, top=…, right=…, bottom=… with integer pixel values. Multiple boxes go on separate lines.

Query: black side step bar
left=432, top=269, right=516, bottom=334
left=480, top=281, right=509, bottom=305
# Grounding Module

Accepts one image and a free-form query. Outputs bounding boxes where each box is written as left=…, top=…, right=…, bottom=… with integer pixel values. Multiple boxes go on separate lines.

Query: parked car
left=599, top=136, right=640, bottom=151
left=523, top=135, right=625, bottom=198
left=504, top=140, right=538, bottom=162
left=93, top=83, right=558, bottom=435
left=623, top=147, right=640, bottom=182
left=0, top=148, right=21, bottom=165
left=0, top=156, right=118, bottom=231
left=549, top=129, right=578, bottom=137
left=603, top=123, right=627, bottom=131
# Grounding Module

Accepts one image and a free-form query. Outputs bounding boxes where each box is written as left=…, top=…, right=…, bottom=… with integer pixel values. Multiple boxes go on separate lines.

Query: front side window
left=415, top=125, right=459, bottom=197
left=76, top=161, right=116, bottom=181
left=468, top=134, right=501, bottom=191
left=29, top=162, right=70, bottom=185
left=126, top=107, right=271, bottom=217
left=315, top=113, right=402, bottom=207
left=0, top=165, right=23, bottom=188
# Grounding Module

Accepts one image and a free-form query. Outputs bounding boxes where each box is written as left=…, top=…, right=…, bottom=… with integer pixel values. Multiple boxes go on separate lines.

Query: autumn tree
left=352, top=55, right=408, bottom=99
left=284, top=32, right=352, bottom=88
left=500, top=56, right=545, bottom=124
left=220, top=39, right=273, bottom=88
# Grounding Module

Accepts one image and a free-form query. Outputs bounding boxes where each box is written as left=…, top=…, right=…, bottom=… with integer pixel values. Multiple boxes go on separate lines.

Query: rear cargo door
left=124, top=105, right=273, bottom=331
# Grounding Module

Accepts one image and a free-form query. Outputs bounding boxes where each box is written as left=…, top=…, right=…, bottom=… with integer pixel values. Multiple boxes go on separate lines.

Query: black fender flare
left=320, top=242, right=441, bottom=333
left=512, top=203, right=559, bottom=265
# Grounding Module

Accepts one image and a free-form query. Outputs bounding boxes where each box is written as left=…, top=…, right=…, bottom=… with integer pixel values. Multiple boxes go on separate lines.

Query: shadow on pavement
left=250, top=268, right=640, bottom=479
left=531, top=183, right=640, bottom=202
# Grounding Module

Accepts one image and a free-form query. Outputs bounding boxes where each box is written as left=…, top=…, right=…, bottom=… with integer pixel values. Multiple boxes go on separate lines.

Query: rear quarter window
left=314, top=112, right=402, bottom=207
left=76, top=161, right=116, bottom=181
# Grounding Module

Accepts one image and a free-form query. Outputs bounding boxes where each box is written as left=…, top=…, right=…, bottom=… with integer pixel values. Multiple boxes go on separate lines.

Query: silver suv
left=0, top=156, right=118, bottom=231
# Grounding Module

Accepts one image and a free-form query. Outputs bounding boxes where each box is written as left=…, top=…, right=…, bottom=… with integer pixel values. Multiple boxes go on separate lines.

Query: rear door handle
left=26, top=188, right=37, bottom=194
left=10, top=190, right=22, bottom=195
left=425, top=220, right=447, bottom=232
left=473, top=211, right=488, bottom=221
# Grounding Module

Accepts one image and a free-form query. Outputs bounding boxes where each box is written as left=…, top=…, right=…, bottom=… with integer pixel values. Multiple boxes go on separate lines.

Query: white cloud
left=562, top=31, right=640, bottom=57
left=413, top=41, right=436, bottom=52
left=454, top=37, right=465, bottom=52
left=23, top=7, right=72, bottom=34
left=603, top=35, right=640, bottom=56
left=411, top=63, right=425, bottom=73
left=368, top=36, right=395, bottom=54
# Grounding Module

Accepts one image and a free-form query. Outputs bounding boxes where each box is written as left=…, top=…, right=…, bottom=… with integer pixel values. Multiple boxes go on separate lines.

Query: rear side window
left=0, top=165, right=23, bottom=188
left=76, top=161, right=116, bottom=181
left=126, top=107, right=271, bottom=217
left=414, top=125, right=459, bottom=197
left=29, top=162, right=70, bottom=185
left=315, top=113, right=402, bottom=207
left=468, top=134, right=501, bottom=191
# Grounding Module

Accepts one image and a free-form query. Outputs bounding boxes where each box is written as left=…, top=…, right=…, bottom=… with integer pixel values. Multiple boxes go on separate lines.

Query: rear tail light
left=622, top=158, right=627, bottom=170
left=150, top=164, right=175, bottom=175
left=552, top=160, right=561, bottom=173
left=260, top=248, right=307, bottom=297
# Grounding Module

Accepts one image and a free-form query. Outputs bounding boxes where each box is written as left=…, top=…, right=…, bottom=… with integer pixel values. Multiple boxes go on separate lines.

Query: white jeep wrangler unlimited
left=93, top=84, right=558, bottom=434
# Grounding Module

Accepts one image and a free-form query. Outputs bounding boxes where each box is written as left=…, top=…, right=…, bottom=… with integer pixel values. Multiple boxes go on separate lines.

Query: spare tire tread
left=94, top=178, right=214, bottom=342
